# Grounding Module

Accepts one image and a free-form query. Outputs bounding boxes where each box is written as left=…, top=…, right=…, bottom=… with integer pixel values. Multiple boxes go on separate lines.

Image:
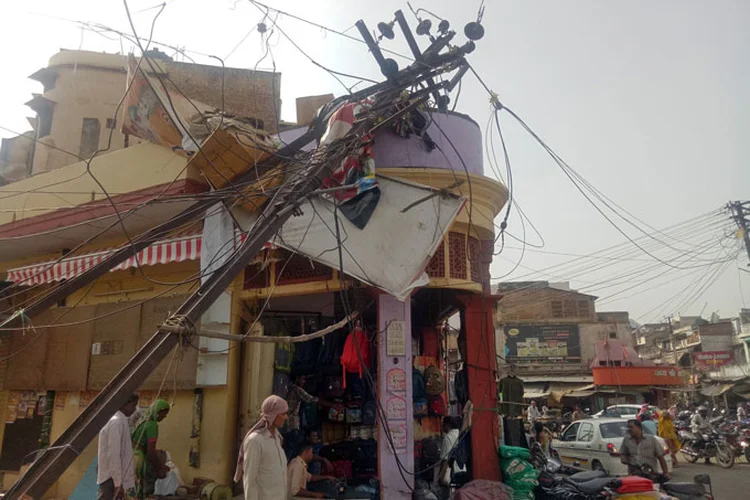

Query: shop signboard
left=693, top=351, right=733, bottom=368
left=504, top=324, right=580, bottom=363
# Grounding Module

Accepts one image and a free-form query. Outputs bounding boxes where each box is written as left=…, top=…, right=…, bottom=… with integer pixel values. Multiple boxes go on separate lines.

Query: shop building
left=493, top=281, right=639, bottom=412
left=0, top=50, right=507, bottom=498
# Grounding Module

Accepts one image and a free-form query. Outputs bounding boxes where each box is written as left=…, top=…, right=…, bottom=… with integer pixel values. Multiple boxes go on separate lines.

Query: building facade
left=493, top=281, right=639, bottom=411
left=0, top=49, right=507, bottom=498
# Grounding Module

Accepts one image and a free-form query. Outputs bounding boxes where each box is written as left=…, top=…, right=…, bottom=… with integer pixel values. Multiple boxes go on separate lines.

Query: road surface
left=670, top=458, right=750, bottom=499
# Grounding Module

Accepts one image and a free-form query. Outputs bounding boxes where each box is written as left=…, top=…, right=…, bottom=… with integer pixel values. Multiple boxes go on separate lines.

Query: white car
left=592, top=404, right=657, bottom=420
left=552, top=418, right=672, bottom=476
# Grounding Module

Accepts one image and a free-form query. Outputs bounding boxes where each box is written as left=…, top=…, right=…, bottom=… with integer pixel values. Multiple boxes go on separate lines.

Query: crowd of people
left=96, top=395, right=171, bottom=500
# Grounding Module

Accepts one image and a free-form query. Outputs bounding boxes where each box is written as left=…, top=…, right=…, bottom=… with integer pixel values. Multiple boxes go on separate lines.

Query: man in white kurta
left=242, top=426, right=288, bottom=500
left=97, top=394, right=139, bottom=500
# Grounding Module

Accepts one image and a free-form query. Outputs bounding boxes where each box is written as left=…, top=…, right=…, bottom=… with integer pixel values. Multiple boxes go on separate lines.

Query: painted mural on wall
left=504, top=324, right=581, bottom=363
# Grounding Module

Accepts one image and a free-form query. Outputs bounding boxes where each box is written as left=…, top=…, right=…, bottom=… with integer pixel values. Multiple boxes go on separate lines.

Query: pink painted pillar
left=377, top=294, right=414, bottom=499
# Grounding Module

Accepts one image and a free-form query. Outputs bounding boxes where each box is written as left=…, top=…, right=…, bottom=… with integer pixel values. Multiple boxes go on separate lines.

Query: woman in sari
left=132, top=399, right=170, bottom=498
left=658, top=409, right=680, bottom=467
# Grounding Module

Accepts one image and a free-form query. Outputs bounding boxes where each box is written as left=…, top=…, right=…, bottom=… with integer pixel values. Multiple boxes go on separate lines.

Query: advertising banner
left=504, top=324, right=580, bottom=363
left=693, top=351, right=733, bottom=368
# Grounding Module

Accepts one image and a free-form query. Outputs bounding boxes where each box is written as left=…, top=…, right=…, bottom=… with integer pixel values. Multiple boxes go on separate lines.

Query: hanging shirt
left=97, top=410, right=136, bottom=491
left=241, top=428, right=288, bottom=500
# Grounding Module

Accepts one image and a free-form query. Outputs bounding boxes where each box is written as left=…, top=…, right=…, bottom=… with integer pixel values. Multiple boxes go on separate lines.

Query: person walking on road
left=657, top=409, right=680, bottom=467
left=234, top=395, right=289, bottom=500
left=621, top=419, right=670, bottom=480
left=97, top=394, right=139, bottom=500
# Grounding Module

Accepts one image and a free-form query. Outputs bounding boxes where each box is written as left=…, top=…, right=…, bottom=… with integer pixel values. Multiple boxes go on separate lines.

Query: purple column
left=377, top=294, right=414, bottom=499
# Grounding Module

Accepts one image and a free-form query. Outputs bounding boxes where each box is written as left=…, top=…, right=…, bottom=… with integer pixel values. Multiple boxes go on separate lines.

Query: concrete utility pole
left=729, top=200, right=750, bottom=265
left=3, top=14, right=478, bottom=498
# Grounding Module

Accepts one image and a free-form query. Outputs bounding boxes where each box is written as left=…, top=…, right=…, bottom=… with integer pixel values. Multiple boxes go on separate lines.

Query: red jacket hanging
left=340, top=326, right=371, bottom=386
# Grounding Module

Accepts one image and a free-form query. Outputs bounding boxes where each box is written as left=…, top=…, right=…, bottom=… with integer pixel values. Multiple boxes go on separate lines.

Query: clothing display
left=269, top=315, right=380, bottom=499
left=341, top=326, right=371, bottom=386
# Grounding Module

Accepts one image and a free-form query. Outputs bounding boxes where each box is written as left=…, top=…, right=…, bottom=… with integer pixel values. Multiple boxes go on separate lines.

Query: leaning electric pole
left=728, top=200, right=750, bottom=265
left=3, top=9, right=481, bottom=498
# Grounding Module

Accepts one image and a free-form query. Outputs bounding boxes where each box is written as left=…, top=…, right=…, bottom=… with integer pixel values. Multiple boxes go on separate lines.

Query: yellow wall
left=0, top=142, right=194, bottom=227
left=35, top=60, right=130, bottom=173
left=0, top=264, right=241, bottom=496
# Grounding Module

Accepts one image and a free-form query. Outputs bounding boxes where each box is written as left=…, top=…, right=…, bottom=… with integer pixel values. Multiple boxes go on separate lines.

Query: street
left=670, top=458, right=750, bottom=499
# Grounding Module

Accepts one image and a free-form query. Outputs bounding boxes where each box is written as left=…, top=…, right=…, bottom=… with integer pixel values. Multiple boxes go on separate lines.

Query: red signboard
left=693, top=351, right=733, bottom=368
left=592, top=366, right=684, bottom=386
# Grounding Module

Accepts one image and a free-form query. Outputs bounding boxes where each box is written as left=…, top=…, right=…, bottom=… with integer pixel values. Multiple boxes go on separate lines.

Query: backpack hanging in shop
left=412, top=368, right=426, bottom=400
left=340, top=325, right=370, bottom=387
left=428, top=395, right=446, bottom=416
left=424, top=365, right=445, bottom=396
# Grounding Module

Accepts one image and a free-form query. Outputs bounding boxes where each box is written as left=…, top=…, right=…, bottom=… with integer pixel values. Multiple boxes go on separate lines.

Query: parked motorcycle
left=680, top=430, right=735, bottom=468
left=630, top=463, right=714, bottom=500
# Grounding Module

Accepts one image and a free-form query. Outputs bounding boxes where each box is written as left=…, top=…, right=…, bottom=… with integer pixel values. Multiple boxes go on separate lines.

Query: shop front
left=592, top=366, right=685, bottom=408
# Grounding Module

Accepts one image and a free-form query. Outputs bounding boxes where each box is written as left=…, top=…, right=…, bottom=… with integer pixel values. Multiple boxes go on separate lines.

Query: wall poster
left=504, top=324, right=581, bottom=363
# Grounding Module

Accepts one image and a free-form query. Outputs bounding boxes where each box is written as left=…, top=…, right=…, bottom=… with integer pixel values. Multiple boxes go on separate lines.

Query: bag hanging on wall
left=328, top=403, right=346, bottom=422
left=274, top=343, right=295, bottom=373
left=414, top=398, right=429, bottom=418
left=345, top=402, right=363, bottom=424
left=301, top=402, right=319, bottom=429
left=412, top=368, right=426, bottom=400
left=424, top=365, right=445, bottom=396
left=340, top=325, right=371, bottom=387
left=362, top=400, right=377, bottom=425
left=323, top=375, right=345, bottom=399
left=331, top=460, right=353, bottom=478
left=454, top=368, right=469, bottom=405
left=353, top=438, right=378, bottom=476
left=421, top=436, right=441, bottom=464
left=428, top=395, right=446, bottom=416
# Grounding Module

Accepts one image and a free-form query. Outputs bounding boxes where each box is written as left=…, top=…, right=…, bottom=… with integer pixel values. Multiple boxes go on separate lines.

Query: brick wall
left=165, top=61, right=282, bottom=131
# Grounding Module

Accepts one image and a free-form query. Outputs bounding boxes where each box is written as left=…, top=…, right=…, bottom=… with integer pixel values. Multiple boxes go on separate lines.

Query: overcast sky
left=2, top=0, right=748, bottom=323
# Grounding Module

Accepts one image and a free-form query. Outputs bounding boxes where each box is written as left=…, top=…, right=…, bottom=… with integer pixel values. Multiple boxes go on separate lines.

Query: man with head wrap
left=234, top=395, right=289, bottom=500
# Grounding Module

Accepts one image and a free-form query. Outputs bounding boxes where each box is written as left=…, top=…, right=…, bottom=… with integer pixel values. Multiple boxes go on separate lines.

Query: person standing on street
left=620, top=419, right=670, bottom=480
left=97, top=394, right=139, bottom=500
left=571, top=405, right=586, bottom=422
left=738, top=403, right=748, bottom=422
left=658, top=409, right=680, bottom=468
left=234, top=395, right=289, bottom=500
left=527, top=400, right=541, bottom=426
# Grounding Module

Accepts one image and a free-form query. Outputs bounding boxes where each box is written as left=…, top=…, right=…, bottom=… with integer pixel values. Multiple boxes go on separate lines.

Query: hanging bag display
left=428, top=395, right=446, bottom=416
left=424, top=365, right=445, bottom=396
left=340, top=325, right=371, bottom=387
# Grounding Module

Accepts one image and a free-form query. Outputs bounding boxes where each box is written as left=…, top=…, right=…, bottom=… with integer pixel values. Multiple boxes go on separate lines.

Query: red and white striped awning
left=6, top=232, right=203, bottom=286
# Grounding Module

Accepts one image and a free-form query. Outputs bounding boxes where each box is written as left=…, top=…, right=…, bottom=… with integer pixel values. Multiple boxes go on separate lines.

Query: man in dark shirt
left=620, top=419, right=670, bottom=479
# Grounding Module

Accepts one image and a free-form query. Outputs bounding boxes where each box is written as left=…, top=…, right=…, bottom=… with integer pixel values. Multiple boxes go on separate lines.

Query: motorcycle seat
left=566, top=470, right=607, bottom=483
left=575, top=477, right=621, bottom=495
left=662, top=482, right=706, bottom=495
